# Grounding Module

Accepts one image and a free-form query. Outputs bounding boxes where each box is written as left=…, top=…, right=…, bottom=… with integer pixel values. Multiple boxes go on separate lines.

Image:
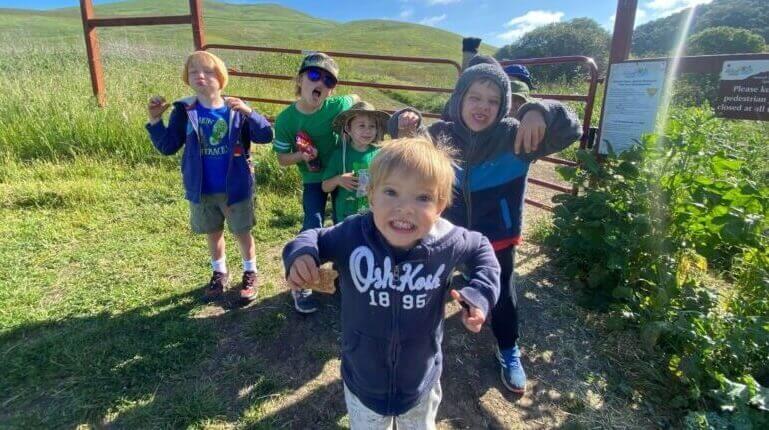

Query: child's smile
left=369, top=170, right=444, bottom=250
left=346, top=115, right=378, bottom=150
left=461, top=80, right=502, bottom=132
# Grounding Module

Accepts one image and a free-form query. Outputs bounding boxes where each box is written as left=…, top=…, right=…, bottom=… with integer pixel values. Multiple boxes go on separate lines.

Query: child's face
left=346, top=115, right=378, bottom=148
left=298, top=68, right=334, bottom=109
left=187, top=60, right=221, bottom=95
left=369, top=169, right=444, bottom=250
left=461, top=80, right=502, bottom=132
left=509, top=96, right=526, bottom=116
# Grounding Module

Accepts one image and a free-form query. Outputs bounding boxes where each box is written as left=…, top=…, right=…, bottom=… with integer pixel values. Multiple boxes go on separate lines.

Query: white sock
left=243, top=259, right=257, bottom=273
left=212, top=257, right=227, bottom=274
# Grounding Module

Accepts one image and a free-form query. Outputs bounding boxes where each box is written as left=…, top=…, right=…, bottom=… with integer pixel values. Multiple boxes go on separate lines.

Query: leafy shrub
left=548, top=106, right=769, bottom=426
left=495, top=18, right=611, bottom=82
left=687, top=26, right=766, bottom=56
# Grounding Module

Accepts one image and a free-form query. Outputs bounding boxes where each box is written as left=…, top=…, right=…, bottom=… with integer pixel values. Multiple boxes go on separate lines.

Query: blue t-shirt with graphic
left=197, top=104, right=231, bottom=194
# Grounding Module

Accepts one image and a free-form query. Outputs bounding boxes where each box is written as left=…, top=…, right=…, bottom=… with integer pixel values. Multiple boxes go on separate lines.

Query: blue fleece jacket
left=283, top=213, right=500, bottom=416
left=388, top=63, right=582, bottom=249
left=146, top=96, right=273, bottom=205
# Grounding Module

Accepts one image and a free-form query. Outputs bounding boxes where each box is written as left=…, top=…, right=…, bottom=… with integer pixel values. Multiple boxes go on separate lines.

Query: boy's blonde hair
left=183, top=51, right=228, bottom=89
left=368, top=137, right=455, bottom=209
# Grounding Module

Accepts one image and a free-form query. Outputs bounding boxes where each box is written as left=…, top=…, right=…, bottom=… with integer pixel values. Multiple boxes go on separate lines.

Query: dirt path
left=186, top=165, right=669, bottom=428
left=187, top=244, right=667, bottom=428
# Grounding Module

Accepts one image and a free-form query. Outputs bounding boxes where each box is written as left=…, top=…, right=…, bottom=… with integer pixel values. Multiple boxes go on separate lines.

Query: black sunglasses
left=306, top=68, right=337, bottom=89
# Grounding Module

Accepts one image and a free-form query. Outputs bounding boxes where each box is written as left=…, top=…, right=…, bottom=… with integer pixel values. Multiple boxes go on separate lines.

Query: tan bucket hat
left=333, top=101, right=391, bottom=133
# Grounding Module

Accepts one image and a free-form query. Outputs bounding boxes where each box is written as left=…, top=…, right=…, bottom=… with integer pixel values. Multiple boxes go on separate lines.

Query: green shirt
left=272, top=95, right=355, bottom=183
left=323, top=143, right=380, bottom=222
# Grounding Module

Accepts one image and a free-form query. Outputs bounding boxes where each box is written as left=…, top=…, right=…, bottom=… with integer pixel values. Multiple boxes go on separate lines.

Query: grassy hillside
left=0, top=0, right=495, bottom=91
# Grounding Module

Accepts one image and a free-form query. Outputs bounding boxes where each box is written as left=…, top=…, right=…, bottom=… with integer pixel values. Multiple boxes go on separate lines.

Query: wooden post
left=80, top=0, right=105, bottom=106
left=596, top=0, right=638, bottom=154
left=608, top=0, right=638, bottom=64
left=190, top=0, right=206, bottom=50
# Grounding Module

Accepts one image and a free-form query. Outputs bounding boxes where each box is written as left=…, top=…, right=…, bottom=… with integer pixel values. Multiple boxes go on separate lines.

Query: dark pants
left=301, top=182, right=329, bottom=231
left=490, top=246, right=519, bottom=350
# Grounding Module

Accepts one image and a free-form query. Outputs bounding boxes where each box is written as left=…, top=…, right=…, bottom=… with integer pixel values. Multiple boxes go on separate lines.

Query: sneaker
left=291, top=288, right=319, bottom=314
left=203, top=271, right=229, bottom=302
left=240, top=271, right=258, bottom=303
left=496, top=345, right=527, bottom=394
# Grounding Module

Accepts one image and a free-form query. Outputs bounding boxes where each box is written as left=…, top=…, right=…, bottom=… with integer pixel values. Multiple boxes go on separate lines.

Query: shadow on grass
left=0, top=283, right=347, bottom=428
left=268, top=206, right=303, bottom=230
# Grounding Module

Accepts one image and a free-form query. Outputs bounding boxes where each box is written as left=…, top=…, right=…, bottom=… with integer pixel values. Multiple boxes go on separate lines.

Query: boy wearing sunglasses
left=273, top=52, right=360, bottom=314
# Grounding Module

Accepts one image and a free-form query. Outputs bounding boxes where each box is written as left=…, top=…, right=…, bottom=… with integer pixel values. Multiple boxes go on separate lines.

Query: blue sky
left=0, top=0, right=713, bottom=46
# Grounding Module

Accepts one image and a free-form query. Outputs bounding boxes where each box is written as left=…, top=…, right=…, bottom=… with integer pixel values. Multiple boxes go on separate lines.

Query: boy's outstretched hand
left=147, top=96, right=170, bottom=123
left=287, top=254, right=319, bottom=290
left=226, top=97, right=253, bottom=116
left=397, top=111, right=421, bottom=137
left=450, top=289, right=486, bottom=333
left=514, top=110, right=546, bottom=154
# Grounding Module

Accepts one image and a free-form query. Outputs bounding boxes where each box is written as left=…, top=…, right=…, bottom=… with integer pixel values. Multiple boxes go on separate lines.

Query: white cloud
left=400, top=8, right=414, bottom=19
left=428, top=0, right=461, bottom=5
left=644, top=0, right=713, bottom=17
left=636, top=8, right=648, bottom=22
left=419, top=14, right=447, bottom=26
left=496, top=10, right=564, bottom=43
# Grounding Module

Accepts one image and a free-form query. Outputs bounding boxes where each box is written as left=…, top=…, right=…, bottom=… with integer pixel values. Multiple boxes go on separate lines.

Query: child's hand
left=298, top=148, right=317, bottom=161
left=226, top=97, right=253, bottom=115
left=287, top=254, right=319, bottom=290
left=147, top=96, right=170, bottom=122
left=337, top=173, right=358, bottom=191
left=514, top=110, right=546, bottom=154
left=398, top=111, right=421, bottom=136
left=450, top=289, right=486, bottom=333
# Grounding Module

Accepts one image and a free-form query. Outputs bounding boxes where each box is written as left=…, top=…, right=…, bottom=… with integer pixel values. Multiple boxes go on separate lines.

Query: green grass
left=0, top=0, right=495, bottom=90
left=0, top=156, right=304, bottom=427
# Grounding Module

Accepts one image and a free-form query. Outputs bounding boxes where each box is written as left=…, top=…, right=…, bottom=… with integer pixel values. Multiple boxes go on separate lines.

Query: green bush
left=687, top=26, right=766, bottom=56
left=495, top=18, right=610, bottom=82
left=548, top=106, right=769, bottom=426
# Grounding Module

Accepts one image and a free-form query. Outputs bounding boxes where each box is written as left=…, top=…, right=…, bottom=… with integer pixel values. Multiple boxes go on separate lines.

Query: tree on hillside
left=495, top=18, right=610, bottom=83
left=631, top=9, right=704, bottom=57
left=687, top=26, right=766, bottom=55
left=695, top=0, right=769, bottom=44
left=632, top=0, right=769, bottom=57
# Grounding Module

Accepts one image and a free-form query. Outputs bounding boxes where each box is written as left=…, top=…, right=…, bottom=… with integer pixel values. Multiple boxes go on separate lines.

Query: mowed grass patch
left=0, top=158, right=302, bottom=428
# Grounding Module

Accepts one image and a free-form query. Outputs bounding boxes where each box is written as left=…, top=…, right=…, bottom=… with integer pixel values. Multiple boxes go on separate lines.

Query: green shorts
left=189, top=193, right=255, bottom=235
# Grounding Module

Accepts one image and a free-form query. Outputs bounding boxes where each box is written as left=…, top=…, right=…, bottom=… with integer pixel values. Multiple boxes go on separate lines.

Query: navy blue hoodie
left=388, top=64, right=582, bottom=250
left=283, top=213, right=500, bottom=415
left=146, top=96, right=273, bottom=205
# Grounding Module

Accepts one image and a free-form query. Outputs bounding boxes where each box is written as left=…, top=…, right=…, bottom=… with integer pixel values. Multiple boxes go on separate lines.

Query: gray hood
left=446, top=62, right=511, bottom=130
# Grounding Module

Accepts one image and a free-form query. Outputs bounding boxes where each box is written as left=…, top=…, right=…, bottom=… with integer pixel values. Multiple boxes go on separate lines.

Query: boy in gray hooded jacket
left=390, top=62, right=582, bottom=393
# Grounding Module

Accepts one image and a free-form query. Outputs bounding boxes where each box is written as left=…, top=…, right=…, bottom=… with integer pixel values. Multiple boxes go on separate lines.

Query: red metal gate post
left=190, top=0, right=206, bottom=50
left=596, top=0, right=638, bottom=155
left=608, top=0, right=638, bottom=64
left=80, top=0, right=106, bottom=107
